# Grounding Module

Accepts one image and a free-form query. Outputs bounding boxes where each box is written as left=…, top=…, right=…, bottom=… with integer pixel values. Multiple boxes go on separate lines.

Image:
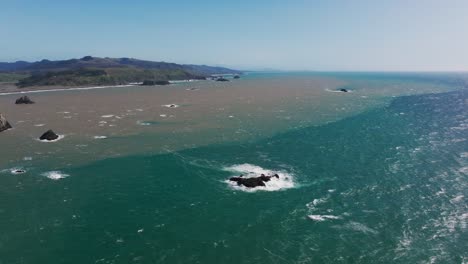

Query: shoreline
left=0, top=79, right=209, bottom=96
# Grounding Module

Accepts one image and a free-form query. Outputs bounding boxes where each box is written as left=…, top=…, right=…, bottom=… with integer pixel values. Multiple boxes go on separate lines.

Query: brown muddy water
left=0, top=74, right=452, bottom=168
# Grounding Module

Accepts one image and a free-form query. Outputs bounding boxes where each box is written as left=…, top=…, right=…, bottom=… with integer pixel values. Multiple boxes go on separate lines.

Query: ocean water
left=0, top=73, right=467, bottom=263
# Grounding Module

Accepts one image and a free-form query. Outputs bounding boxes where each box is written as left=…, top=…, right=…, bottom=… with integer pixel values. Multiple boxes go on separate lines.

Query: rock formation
left=339, top=88, right=348, bottom=93
left=141, top=80, right=170, bottom=86
left=233, top=75, right=240, bottom=79
left=216, top=77, right=230, bottom=82
left=15, top=96, right=35, bottom=104
left=229, top=174, right=280, bottom=188
left=155, top=80, right=170, bottom=85
left=39, top=130, right=59, bottom=141
left=0, top=113, right=12, bottom=132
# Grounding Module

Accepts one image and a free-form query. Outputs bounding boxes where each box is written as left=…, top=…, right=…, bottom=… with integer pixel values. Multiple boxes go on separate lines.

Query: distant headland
left=0, top=56, right=242, bottom=89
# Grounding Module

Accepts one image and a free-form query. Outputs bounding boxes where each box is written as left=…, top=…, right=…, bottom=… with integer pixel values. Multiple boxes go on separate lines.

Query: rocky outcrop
left=15, top=96, right=35, bottom=104
left=216, top=77, right=230, bottom=82
left=0, top=113, right=12, bottom=132
left=229, top=174, right=279, bottom=188
left=39, top=130, right=59, bottom=141
left=339, top=88, right=348, bottom=93
left=233, top=75, right=240, bottom=79
left=141, top=80, right=171, bottom=86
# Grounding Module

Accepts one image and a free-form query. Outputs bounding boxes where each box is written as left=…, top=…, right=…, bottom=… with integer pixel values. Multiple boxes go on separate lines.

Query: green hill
left=0, top=56, right=241, bottom=88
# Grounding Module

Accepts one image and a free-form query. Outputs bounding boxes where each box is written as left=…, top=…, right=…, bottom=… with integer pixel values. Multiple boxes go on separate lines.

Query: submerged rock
left=229, top=173, right=280, bottom=188
left=15, top=96, right=35, bottom=104
left=39, top=130, right=59, bottom=141
left=0, top=113, right=12, bottom=132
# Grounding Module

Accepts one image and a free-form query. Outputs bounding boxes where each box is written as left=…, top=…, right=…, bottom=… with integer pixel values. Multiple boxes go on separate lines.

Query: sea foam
left=9, top=167, right=27, bottom=175
left=38, top=135, right=65, bottom=143
left=42, top=171, right=69, bottom=180
left=224, top=163, right=295, bottom=192
left=308, top=215, right=341, bottom=221
left=163, top=104, right=179, bottom=108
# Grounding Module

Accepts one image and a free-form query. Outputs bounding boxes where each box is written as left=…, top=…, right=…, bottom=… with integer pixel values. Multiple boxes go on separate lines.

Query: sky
left=1, top=0, right=468, bottom=71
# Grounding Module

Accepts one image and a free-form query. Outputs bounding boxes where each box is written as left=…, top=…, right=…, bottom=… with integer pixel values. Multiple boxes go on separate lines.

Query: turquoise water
left=0, top=74, right=467, bottom=263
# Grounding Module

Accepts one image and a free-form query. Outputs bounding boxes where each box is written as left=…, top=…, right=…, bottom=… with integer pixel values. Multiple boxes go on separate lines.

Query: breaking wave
left=42, top=171, right=69, bottom=180
left=223, top=163, right=295, bottom=192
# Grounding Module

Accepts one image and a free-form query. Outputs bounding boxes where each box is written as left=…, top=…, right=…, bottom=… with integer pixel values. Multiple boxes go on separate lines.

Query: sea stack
left=0, top=113, right=12, bottom=132
left=229, top=174, right=280, bottom=188
left=15, top=96, right=35, bottom=104
left=39, top=130, right=59, bottom=141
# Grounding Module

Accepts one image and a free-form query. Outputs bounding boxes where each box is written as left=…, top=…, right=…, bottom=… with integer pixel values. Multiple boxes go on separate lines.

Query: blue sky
left=1, top=0, right=467, bottom=71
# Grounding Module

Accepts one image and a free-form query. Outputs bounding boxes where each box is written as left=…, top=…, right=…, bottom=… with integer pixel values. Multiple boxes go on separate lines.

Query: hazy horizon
left=1, top=0, right=468, bottom=71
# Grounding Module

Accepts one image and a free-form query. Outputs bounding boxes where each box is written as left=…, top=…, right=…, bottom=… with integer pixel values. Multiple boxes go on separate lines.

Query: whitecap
left=94, top=136, right=107, bottom=139
left=308, top=215, right=341, bottom=222
left=101, top=115, right=114, bottom=118
left=42, top=171, right=69, bottom=180
left=136, top=120, right=151, bottom=126
left=450, top=195, right=464, bottom=203
left=34, top=124, right=45, bottom=127
left=224, top=163, right=295, bottom=192
left=306, top=197, right=328, bottom=210
left=343, top=221, right=378, bottom=235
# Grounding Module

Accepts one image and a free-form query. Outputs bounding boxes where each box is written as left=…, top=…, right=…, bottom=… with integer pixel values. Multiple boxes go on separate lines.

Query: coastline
left=0, top=72, right=458, bottom=169
left=0, top=79, right=209, bottom=96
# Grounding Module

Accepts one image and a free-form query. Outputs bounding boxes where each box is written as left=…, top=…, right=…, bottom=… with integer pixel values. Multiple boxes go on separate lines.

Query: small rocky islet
left=15, top=96, right=35, bottom=104
left=39, top=129, right=59, bottom=141
left=229, top=173, right=280, bottom=188
left=0, top=113, right=12, bottom=132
